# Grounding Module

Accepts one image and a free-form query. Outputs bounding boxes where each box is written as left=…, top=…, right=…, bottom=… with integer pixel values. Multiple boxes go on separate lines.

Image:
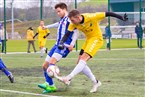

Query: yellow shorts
left=82, top=37, right=103, bottom=57
left=38, top=39, right=46, bottom=47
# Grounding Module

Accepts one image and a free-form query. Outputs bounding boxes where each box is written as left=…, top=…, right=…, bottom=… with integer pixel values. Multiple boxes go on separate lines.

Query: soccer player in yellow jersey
left=34, top=20, right=50, bottom=57
left=58, top=10, right=128, bottom=93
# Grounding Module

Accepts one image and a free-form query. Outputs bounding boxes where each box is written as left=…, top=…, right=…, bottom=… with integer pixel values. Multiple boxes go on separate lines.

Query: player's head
left=55, top=2, right=67, bottom=18
left=136, top=23, right=139, bottom=26
left=68, top=10, right=81, bottom=24
left=40, top=20, right=44, bottom=27
left=28, top=27, right=33, bottom=30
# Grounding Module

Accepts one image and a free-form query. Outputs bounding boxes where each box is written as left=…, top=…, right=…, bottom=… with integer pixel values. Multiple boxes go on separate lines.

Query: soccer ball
left=47, top=65, right=60, bottom=78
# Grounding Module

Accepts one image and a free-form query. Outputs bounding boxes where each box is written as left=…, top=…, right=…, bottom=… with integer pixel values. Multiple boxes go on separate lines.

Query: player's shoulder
left=81, top=13, right=95, bottom=19
left=67, top=17, right=71, bottom=23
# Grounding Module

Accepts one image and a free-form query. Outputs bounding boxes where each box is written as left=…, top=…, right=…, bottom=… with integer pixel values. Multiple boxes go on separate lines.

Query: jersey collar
left=80, top=15, right=84, bottom=24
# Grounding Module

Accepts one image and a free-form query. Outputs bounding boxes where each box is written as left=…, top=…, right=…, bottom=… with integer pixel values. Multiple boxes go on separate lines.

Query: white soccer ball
left=47, top=65, right=60, bottom=78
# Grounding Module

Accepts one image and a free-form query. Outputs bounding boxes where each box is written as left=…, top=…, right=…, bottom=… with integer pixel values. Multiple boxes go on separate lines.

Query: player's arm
left=58, top=30, right=72, bottom=50
left=68, top=29, right=79, bottom=51
left=44, top=22, right=59, bottom=29
left=43, top=28, right=50, bottom=38
left=70, top=29, right=79, bottom=46
left=33, top=33, right=38, bottom=39
left=43, top=33, right=50, bottom=38
left=58, top=23, right=75, bottom=50
left=105, top=12, right=128, bottom=21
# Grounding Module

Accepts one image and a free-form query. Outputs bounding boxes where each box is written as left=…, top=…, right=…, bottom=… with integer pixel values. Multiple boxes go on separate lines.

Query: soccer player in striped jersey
left=58, top=10, right=128, bottom=93
left=33, top=20, right=50, bottom=58
left=37, top=3, right=79, bottom=93
left=0, top=58, right=14, bottom=83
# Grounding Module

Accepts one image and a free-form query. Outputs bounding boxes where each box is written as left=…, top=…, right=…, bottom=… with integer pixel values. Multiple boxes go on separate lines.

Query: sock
left=2, top=68, right=11, bottom=76
left=68, top=60, right=86, bottom=79
left=43, top=47, right=46, bottom=51
left=0, top=60, right=11, bottom=76
left=82, top=65, right=97, bottom=84
left=40, top=48, right=44, bottom=57
left=44, top=70, right=54, bottom=86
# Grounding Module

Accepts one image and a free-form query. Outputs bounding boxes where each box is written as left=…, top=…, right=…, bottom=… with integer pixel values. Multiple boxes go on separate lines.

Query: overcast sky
left=0, top=0, right=84, bottom=8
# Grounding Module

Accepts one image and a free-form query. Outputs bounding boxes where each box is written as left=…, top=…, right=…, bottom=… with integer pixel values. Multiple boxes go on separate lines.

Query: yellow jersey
left=37, top=26, right=50, bottom=40
left=68, top=12, right=105, bottom=39
left=27, top=29, right=34, bottom=41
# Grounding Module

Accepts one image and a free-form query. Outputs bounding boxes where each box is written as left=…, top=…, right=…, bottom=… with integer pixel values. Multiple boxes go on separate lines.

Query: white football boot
left=56, top=76, right=71, bottom=85
left=90, top=80, right=101, bottom=93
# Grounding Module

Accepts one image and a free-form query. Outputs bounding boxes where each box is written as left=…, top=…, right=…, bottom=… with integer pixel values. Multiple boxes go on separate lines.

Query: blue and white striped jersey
left=46, top=16, right=78, bottom=47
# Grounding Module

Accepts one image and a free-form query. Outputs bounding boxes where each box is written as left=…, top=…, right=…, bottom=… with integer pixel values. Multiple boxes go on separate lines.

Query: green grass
left=5, top=39, right=145, bottom=52
left=0, top=49, right=144, bottom=97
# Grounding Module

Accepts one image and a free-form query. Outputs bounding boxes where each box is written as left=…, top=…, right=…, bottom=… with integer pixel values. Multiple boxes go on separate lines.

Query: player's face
left=40, top=21, right=44, bottom=26
left=69, top=16, right=80, bottom=24
left=55, top=8, right=66, bottom=18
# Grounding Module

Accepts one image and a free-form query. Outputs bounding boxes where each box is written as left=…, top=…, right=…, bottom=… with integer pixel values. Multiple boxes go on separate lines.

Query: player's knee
left=80, top=53, right=91, bottom=62
left=49, top=57, right=57, bottom=65
left=42, top=62, right=49, bottom=70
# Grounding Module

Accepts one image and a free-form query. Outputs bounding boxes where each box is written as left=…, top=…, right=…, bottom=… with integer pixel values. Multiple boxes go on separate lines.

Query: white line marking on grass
left=64, top=58, right=143, bottom=61
left=62, top=58, right=144, bottom=61
left=2, top=57, right=143, bottom=61
left=2, top=48, right=145, bottom=55
left=0, top=89, right=61, bottom=97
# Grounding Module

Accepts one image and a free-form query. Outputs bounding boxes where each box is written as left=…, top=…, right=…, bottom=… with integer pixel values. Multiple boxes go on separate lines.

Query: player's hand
left=122, top=13, right=128, bottom=21
left=33, top=36, right=35, bottom=39
left=43, top=36, right=46, bottom=38
left=42, top=26, right=47, bottom=29
left=58, top=42, right=64, bottom=50
left=68, top=45, right=73, bottom=51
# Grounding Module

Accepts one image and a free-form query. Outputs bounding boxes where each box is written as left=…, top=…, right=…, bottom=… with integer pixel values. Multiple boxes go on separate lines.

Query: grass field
left=5, top=39, right=145, bottom=52
left=0, top=48, right=144, bottom=97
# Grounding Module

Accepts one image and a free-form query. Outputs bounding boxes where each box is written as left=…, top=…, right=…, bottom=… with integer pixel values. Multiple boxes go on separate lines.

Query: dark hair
left=55, top=2, right=67, bottom=10
left=68, top=9, right=80, bottom=18
left=28, top=27, right=33, bottom=30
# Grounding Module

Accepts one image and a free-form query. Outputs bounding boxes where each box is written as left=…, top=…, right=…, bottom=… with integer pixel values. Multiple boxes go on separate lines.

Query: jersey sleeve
left=93, top=12, right=106, bottom=21
left=68, top=23, right=75, bottom=32
left=46, top=22, right=59, bottom=28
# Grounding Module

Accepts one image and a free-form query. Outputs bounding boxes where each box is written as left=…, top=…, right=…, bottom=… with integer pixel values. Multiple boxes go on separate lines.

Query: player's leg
left=31, top=41, right=37, bottom=52
left=82, top=38, right=103, bottom=93
left=82, top=65, right=101, bottom=93
left=38, top=45, right=56, bottom=93
left=66, top=53, right=90, bottom=80
left=42, top=39, right=47, bottom=53
left=77, top=49, right=100, bottom=92
left=43, top=47, right=70, bottom=93
left=40, top=40, right=47, bottom=57
left=77, top=49, right=98, bottom=85
left=58, top=53, right=90, bottom=85
left=106, top=38, right=110, bottom=50
left=137, top=36, right=140, bottom=48
left=59, top=37, right=103, bottom=92
left=0, top=59, right=14, bottom=83
left=27, top=41, right=31, bottom=53
left=62, top=40, right=90, bottom=80
left=1, top=40, right=4, bottom=53
left=38, top=57, right=56, bottom=93
left=44, top=47, right=68, bottom=92
left=43, top=56, right=58, bottom=93
left=39, top=40, right=44, bottom=57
